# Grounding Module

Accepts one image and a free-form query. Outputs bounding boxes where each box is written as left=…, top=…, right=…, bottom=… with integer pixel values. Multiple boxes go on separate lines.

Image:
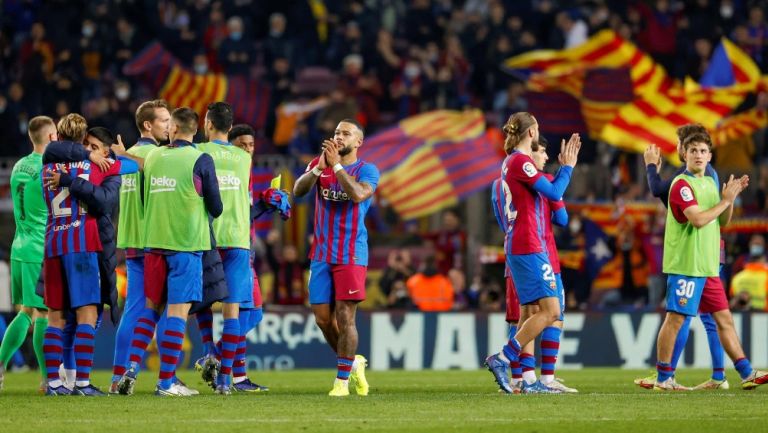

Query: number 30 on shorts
left=675, top=279, right=695, bottom=298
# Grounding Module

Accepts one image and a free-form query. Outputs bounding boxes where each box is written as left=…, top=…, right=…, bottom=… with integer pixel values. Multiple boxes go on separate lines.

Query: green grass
left=1, top=369, right=766, bottom=432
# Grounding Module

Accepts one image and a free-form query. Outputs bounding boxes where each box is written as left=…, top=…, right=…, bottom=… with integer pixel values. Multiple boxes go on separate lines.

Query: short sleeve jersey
left=501, top=152, right=547, bottom=255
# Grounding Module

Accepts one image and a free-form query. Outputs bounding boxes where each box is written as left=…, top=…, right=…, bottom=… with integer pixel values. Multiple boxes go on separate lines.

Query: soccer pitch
left=1, top=369, right=765, bottom=433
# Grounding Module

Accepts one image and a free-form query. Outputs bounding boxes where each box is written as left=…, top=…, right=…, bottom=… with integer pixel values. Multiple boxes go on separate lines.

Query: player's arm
left=61, top=173, right=121, bottom=216
left=42, top=140, right=112, bottom=171
left=111, top=135, right=145, bottom=170
left=293, top=155, right=326, bottom=198
left=325, top=142, right=379, bottom=203
left=194, top=153, right=223, bottom=218
left=550, top=200, right=568, bottom=227
left=718, top=175, right=749, bottom=227
left=526, top=134, right=580, bottom=201
left=490, top=182, right=506, bottom=233
left=679, top=176, right=745, bottom=228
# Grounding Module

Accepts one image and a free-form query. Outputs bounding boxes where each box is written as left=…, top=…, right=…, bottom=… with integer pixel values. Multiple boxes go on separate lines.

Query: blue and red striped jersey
left=501, top=151, right=547, bottom=256
left=491, top=178, right=513, bottom=278
left=306, top=157, right=380, bottom=266
left=43, top=159, right=121, bottom=257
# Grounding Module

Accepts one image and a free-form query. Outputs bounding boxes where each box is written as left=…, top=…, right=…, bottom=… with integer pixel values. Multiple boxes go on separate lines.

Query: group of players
left=485, top=112, right=768, bottom=393
left=1, top=97, right=377, bottom=397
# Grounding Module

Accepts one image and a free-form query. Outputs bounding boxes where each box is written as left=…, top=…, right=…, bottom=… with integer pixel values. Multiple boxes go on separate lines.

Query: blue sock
left=336, top=356, right=354, bottom=380
left=127, top=308, right=160, bottom=373
left=699, top=313, right=725, bottom=380
left=158, top=317, right=186, bottom=390
left=502, top=338, right=521, bottom=363
left=43, top=327, right=64, bottom=384
left=62, top=319, right=76, bottom=371
left=507, top=324, right=517, bottom=342
left=249, top=307, right=263, bottom=329
left=734, top=358, right=753, bottom=380
left=657, top=362, right=674, bottom=382
left=670, top=316, right=692, bottom=370
left=541, top=326, right=561, bottom=379
left=196, top=309, right=215, bottom=357
left=112, top=300, right=143, bottom=382
left=73, top=324, right=96, bottom=386
left=217, top=318, right=240, bottom=387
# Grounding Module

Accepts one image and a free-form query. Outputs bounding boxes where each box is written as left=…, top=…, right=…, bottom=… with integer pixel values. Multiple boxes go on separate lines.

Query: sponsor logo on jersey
left=321, top=187, right=350, bottom=202
left=217, top=174, right=242, bottom=190
left=121, top=176, right=137, bottom=193
left=522, top=162, right=537, bottom=178
left=149, top=176, right=177, bottom=193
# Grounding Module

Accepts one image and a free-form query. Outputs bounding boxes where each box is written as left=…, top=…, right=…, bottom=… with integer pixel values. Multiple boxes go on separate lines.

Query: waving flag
left=359, top=110, right=502, bottom=220
left=504, top=30, right=763, bottom=162
left=124, top=42, right=270, bottom=129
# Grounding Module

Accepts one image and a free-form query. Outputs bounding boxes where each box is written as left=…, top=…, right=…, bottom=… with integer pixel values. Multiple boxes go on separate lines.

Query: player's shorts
left=219, top=248, right=254, bottom=307
left=144, top=251, right=202, bottom=305
left=508, top=252, right=559, bottom=305
left=308, top=260, right=366, bottom=304
left=665, top=274, right=706, bottom=316
left=43, top=253, right=101, bottom=310
left=698, top=276, right=729, bottom=314
left=505, top=276, right=520, bottom=323
left=11, top=260, right=46, bottom=309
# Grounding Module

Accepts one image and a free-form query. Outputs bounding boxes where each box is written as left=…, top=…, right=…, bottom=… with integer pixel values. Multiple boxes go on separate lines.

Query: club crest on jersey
left=679, top=297, right=688, bottom=307
left=522, top=162, right=537, bottom=178
left=680, top=186, right=693, bottom=202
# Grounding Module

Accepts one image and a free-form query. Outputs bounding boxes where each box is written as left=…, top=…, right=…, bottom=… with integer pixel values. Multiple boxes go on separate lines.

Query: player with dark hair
left=293, top=118, right=377, bottom=396
left=118, top=107, right=222, bottom=396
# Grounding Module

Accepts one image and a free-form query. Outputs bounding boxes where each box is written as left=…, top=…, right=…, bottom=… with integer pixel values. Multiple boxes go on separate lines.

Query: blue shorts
left=666, top=274, right=706, bottom=316
left=508, top=252, right=559, bottom=305
left=166, top=252, right=202, bottom=305
left=220, top=249, right=254, bottom=307
left=43, top=252, right=101, bottom=310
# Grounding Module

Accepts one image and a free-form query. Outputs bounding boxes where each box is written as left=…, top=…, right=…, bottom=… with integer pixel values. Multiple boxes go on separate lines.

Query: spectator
left=730, top=245, right=768, bottom=311
left=218, top=16, right=255, bottom=76
left=263, top=13, right=294, bottom=67
left=556, top=10, right=588, bottom=48
left=746, top=5, right=768, bottom=69
left=448, top=268, right=469, bottom=310
left=407, top=256, right=454, bottom=312
left=338, top=54, right=383, bottom=128
left=265, top=230, right=308, bottom=306
left=379, top=249, right=415, bottom=300
left=202, top=6, right=228, bottom=72
left=425, top=209, right=467, bottom=275
left=315, top=88, right=359, bottom=137
left=732, top=234, right=767, bottom=277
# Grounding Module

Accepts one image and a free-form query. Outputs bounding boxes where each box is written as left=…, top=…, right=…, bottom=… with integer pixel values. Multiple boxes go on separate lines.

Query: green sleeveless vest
left=143, top=146, right=210, bottom=251
left=117, top=143, right=157, bottom=249
left=663, top=173, right=721, bottom=277
left=196, top=142, right=251, bottom=249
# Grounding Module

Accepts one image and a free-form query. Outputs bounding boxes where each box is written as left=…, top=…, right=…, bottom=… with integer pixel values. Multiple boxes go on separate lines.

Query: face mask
left=82, top=26, right=95, bottom=38
left=230, top=32, right=243, bottom=41
left=404, top=64, right=420, bottom=79
left=194, top=64, right=208, bottom=74
left=569, top=220, right=582, bottom=233
left=750, top=244, right=765, bottom=257
left=115, top=88, right=129, bottom=100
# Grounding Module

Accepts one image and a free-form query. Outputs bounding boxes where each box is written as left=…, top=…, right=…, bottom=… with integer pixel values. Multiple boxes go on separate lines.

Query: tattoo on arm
left=335, top=170, right=373, bottom=203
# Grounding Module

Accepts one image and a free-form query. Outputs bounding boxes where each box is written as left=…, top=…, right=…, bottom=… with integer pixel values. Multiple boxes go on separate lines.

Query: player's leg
left=653, top=274, right=704, bottom=390
left=215, top=249, right=251, bottom=394
left=330, top=264, right=368, bottom=397
left=31, top=308, right=48, bottom=390
left=118, top=252, right=167, bottom=394
left=308, top=260, right=339, bottom=351
left=41, top=257, right=71, bottom=395
left=155, top=252, right=202, bottom=396
left=691, top=277, right=729, bottom=389
left=504, top=276, right=522, bottom=388
left=541, top=274, right=577, bottom=393
left=518, top=305, right=538, bottom=386
left=111, top=257, right=145, bottom=390
left=60, top=313, right=77, bottom=389
left=0, top=261, right=42, bottom=386
left=710, top=309, right=768, bottom=389
left=66, top=252, right=104, bottom=396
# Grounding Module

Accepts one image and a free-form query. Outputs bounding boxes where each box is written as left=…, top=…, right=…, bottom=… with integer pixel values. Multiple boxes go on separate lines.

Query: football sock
left=73, top=324, right=96, bottom=387
left=700, top=313, right=725, bottom=380
left=540, top=326, right=561, bottom=384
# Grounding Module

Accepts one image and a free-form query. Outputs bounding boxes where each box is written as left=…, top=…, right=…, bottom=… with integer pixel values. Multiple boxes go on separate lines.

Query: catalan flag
left=359, top=110, right=502, bottom=220
left=124, top=42, right=270, bottom=129
left=700, top=38, right=761, bottom=90
left=711, top=108, right=768, bottom=146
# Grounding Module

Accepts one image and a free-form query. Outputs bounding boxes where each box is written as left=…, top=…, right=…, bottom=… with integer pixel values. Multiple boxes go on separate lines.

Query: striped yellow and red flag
left=159, top=66, right=227, bottom=122
left=711, top=108, right=768, bottom=147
